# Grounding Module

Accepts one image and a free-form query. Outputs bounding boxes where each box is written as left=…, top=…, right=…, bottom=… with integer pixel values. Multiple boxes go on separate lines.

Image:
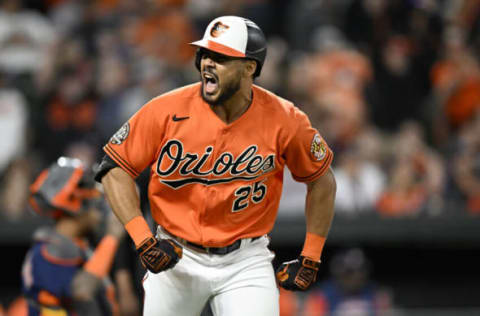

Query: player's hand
left=276, top=256, right=320, bottom=291
left=136, top=236, right=183, bottom=273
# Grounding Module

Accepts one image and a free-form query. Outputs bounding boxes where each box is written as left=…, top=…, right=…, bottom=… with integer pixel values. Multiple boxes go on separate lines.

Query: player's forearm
left=300, top=168, right=336, bottom=261
left=305, top=168, right=336, bottom=236
left=101, top=167, right=142, bottom=225
left=102, top=167, right=154, bottom=247
left=276, top=169, right=335, bottom=290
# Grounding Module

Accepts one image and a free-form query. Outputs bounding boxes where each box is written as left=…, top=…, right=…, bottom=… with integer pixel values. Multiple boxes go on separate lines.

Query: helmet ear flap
left=195, top=48, right=203, bottom=72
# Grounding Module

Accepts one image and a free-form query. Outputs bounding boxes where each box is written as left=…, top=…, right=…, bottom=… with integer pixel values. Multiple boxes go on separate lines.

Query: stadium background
left=1, top=0, right=480, bottom=314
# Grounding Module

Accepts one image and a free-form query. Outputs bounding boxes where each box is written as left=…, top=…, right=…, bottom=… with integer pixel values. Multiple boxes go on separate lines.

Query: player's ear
left=243, top=60, right=257, bottom=78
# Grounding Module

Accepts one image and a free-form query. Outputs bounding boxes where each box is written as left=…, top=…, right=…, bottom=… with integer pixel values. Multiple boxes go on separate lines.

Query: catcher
left=96, top=16, right=336, bottom=315
left=21, top=157, right=125, bottom=316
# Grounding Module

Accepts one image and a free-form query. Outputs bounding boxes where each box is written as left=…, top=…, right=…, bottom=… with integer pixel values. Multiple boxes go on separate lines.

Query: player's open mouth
left=203, top=72, right=219, bottom=94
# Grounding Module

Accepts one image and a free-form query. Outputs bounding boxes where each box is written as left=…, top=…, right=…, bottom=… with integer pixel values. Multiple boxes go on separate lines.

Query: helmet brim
left=190, top=39, right=246, bottom=58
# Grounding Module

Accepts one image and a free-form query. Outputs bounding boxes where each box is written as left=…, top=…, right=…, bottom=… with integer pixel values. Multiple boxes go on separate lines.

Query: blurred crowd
left=2, top=0, right=480, bottom=221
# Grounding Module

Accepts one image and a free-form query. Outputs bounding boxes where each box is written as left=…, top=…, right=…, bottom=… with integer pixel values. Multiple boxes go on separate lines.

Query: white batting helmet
left=191, top=16, right=267, bottom=77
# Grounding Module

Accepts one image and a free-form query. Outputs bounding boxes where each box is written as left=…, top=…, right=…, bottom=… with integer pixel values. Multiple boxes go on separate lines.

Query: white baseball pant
left=142, top=227, right=279, bottom=316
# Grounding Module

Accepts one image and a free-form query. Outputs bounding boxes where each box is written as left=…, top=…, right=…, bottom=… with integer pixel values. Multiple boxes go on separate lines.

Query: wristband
left=84, top=235, right=118, bottom=278
left=124, top=216, right=154, bottom=247
left=300, top=232, right=326, bottom=262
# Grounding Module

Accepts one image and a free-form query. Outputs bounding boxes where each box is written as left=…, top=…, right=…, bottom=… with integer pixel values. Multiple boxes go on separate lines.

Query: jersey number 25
left=232, top=180, right=267, bottom=212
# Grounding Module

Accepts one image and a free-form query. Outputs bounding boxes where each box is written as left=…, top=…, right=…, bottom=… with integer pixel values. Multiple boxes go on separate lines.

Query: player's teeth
left=204, top=74, right=216, bottom=83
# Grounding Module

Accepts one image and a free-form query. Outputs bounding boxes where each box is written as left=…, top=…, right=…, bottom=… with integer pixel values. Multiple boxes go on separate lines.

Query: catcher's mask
left=29, top=157, right=101, bottom=219
left=190, top=16, right=267, bottom=78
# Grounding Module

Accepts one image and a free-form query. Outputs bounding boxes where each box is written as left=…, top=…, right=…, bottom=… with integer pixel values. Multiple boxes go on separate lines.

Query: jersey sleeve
left=103, top=99, right=166, bottom=178
left=283, top=108, right=333, bottom=183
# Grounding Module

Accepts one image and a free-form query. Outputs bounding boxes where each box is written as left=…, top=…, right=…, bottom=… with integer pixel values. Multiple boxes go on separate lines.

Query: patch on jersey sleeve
left=110, top=122, right=130, bottom=145
left=310, top=134, right=327, bottom=161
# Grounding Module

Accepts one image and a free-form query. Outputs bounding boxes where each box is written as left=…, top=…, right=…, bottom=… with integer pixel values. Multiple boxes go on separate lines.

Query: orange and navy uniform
left=301, top=280, right=392, bottom=316
left=104, top=83, right=333, bottom=247
left=21, top=228, right=117, bottom=316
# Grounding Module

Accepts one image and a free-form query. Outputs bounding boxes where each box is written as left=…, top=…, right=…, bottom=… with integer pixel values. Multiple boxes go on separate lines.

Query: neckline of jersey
left=200, top=85, right=258, bottom=129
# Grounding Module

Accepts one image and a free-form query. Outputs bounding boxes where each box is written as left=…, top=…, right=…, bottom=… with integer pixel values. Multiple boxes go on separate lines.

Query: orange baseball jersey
left=103, top=83, right=333, bottom=246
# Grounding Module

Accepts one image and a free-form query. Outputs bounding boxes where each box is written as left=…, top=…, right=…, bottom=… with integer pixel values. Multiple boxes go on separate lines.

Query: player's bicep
left=94, top=155, right=119, bottom=183
left=283, top=110, right=333, bottom=183
left=307, top=167, right=337, bottom=200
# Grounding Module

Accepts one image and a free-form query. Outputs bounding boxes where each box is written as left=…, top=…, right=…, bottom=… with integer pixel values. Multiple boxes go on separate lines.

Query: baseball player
left=95, top=16, right=336, bottom=316
left=21, top=157, right=125, bottom=316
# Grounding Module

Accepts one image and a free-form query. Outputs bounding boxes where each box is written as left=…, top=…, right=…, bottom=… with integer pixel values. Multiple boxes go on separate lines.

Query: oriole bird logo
left=210, top=22, right=230, bottom=38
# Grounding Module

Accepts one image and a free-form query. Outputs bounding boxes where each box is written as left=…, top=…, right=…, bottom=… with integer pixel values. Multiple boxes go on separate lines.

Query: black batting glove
left=276, top=256, right=320, bottom=291
left=136, top=236, right=183, bottom=273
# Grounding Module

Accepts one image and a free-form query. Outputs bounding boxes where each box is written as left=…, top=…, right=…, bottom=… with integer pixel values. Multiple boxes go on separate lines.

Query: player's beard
left=201, top=73, right=242, bottom=106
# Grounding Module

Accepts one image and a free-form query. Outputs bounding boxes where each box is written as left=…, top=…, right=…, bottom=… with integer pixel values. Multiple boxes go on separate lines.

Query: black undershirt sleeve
left=94, top=155, right=119, bottom=183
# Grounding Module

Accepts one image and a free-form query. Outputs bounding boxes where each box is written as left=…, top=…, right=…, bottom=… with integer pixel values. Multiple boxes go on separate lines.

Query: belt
left=161, top=228, right=261, bottom=255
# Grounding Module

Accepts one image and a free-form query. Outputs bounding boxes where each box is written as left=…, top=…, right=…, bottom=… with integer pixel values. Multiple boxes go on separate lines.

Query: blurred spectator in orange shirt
left=92, top=0, right=187, bottom=20
left=307, top=26, right=372, bottom=103
left=132, top=4, right=196, bottom=67
left=297, top=26, right=371, bottom=151
left=451, top=110, right=480, bottom=215
left=37, top=66, right=99, bottom=163
left=376, top=158, right=427, bottom=217
left=430, top=25, right=480, bottom=147
left=308, top=91, right=367, bottom=153
left=334, top=128, right=387, bottom=216
left=376, top=121, right=445, bottom=217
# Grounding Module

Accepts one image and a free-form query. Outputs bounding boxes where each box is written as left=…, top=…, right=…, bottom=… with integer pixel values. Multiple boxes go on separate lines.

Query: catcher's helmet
left=29, top=157, right=101, bottom=218
left=190, top=16, right=267, bottom=78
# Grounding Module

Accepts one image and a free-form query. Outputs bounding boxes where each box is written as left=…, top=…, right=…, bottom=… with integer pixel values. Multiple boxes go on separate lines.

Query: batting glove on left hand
left=276, top=256, right=320, bottom=291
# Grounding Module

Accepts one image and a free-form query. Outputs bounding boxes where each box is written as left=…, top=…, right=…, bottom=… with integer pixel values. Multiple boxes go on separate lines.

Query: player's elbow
left=324, top=168, right=337, bottom=194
